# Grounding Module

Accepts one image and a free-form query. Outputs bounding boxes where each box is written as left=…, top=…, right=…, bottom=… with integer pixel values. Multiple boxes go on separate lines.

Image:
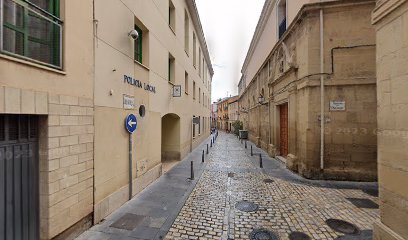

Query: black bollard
left=245, top=141, right=247, bottom=149
left=251, top=145, right=253, bottom=156
left=190, top=161, right=195, bottom=180
left=241, top=139, right=243, bottom=144
left=259, top=154, right=263, bottom=168
left=206, top=144, right=209, bottom=154
left=202, top=150, right=205, bottom=163
left=210, top=139, right=213, bottom=147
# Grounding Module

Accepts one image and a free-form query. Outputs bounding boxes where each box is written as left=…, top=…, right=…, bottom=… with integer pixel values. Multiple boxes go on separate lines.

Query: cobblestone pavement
left=165, top=132, right=379, bottom=240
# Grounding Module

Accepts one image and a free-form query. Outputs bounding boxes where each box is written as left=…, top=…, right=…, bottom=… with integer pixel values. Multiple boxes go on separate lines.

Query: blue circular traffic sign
left=125, top=114, right=137, bottom=133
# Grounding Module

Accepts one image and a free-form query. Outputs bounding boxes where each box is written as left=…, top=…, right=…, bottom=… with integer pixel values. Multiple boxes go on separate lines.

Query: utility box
left=239, top=130, right=248, bottom=139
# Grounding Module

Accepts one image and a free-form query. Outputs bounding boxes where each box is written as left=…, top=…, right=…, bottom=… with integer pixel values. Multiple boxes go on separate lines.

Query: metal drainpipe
left=319, top=8, right=325, bottom=170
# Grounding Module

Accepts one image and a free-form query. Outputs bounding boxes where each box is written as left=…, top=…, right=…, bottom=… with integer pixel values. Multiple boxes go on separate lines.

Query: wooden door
left=280, top=103, right=289, bottom=157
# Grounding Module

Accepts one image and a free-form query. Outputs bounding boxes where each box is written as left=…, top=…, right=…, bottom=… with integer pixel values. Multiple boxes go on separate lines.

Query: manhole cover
left=346, top=198, right=379, bottom=209
left=263, top=179, right=274, bottom=183
left=228, top=172, right=235, bottom=178
left=110, top=213, right=145, bottom=230
left=249, top=229, right=279, bottom=240
left=235, top=200, right=259, bottom=212
left=325, top=219, right=360, bottom=235
left=289, top=231, right=311, bottom=240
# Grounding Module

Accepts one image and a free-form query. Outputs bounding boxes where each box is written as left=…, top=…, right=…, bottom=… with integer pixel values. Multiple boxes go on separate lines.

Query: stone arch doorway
left=161, top=113, right=181, bottom=173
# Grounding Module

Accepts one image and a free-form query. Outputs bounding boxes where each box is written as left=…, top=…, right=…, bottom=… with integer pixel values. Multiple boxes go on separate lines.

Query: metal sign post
left=125, top=114, right=138, bottom=200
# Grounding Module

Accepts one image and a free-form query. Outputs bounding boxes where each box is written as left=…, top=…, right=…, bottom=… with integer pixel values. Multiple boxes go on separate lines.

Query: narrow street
left=77, top=132, right=379, bottom=240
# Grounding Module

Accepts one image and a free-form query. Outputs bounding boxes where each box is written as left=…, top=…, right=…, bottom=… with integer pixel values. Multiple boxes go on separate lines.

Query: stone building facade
left=238, top=0, right=378, bottom=181
left=372, top=0, right=408, bottom=239
left=0, top=0, right=212, bottom=239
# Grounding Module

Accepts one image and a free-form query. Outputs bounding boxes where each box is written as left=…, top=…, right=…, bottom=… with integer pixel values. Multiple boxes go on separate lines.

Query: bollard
left=206, top=144, right=209, bottom=154
left=259, top=154, right=263, bottom=169
left=210, top=139, right=213, bottom=147
left=202, top=150, right=205, bottom=163
left=245, top=141, right=247, bottom=149
left=251, top=145, right=253, bottom=156
left=190, top=161, right=195, bottom=180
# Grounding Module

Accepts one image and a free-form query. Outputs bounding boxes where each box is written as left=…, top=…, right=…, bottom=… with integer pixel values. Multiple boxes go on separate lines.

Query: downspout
left=319, top=8, right=325, bottom=170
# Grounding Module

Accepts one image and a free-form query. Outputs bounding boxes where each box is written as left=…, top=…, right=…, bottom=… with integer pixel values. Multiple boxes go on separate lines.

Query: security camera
left=128, top=29, right=139, bottom=40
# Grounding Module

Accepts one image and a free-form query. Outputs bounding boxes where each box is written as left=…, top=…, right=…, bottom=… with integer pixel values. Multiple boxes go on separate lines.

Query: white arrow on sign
left=128, top=119, right=137, bottom=127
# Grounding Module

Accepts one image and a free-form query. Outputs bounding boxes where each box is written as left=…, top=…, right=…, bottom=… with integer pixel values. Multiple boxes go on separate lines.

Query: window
left=202, top=58, right=205, bottom=79
left=199, top=48, right=201, bottom=76
left=185, top=71, right=189, bottom=94
left=169, top=0, right=175, bottom=32
left=193, top=81, right=196, bottom=99
left=198, top=116, right=201, bottom=135
left=184, top=10, right=189, bottom=53
left=193, top=115, right=196, bottom=138
left=193, top=32, right=196, bottom=67
left=278, top=0, right=287, bottom=39
left=1, top=0, right=62, bottom=68
left=168, top=53, right=175, bottom=83
left=199, top=88, right=201, bottom=103
left=134, top=25, right=143, bottom=63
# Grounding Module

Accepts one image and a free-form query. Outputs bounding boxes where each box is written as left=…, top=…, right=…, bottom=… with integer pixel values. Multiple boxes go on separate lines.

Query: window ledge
left=168, top=81, right=175, bottom=86
left=135, top=60, right=150, bottom=71
left=0, top=54, right=66, bottom=75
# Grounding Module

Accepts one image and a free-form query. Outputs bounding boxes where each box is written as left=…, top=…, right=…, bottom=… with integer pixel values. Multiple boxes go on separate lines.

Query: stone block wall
left=373, top=0, right=408, bottom=239
left=45, top=94, right=94, bottom=238
left=0, top=86, right=95, bottom=239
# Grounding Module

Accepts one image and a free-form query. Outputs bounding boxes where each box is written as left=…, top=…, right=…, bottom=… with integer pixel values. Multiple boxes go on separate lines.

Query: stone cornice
left=241, top=0, right=277, bottom=75
left=372, top=0, right=407, bottom=24
left=186, top=0, right=214, bottom=77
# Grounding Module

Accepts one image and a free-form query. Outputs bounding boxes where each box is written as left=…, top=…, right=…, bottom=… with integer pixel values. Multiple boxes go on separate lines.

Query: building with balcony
left=228, top=96, right=239, bottom=132
left=217, top=97, right=230, bottom=131
left=238, top=0, right=378, bottom=181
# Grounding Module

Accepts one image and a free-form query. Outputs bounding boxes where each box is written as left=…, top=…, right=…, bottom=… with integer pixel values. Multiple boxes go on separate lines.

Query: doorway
left=279, top=103, right=289, bottom=157
left=161, top=113, right=181, bottom=174
left=0, top=115, right=39, bottom=240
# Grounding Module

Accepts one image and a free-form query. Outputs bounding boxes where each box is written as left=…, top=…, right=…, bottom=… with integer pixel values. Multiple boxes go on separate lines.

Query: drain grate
left=346, top=198, right=379, bottom=209
left=110, top=213, right=145, bottom=230
left=263, top=179, right=274, bottom=183
left=249, top=229, right=279, bottom=240
left=228, top=172, right=235, bottom=178
left=288, top=231, right=311, bottom=240
left=235, top=200, right=259, bottom=212
left=325, top=219, right=360, bottom=235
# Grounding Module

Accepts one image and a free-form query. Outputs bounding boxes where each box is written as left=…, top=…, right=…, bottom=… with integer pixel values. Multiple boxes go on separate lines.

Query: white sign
left=173, top=85, right=182, bottom=97
left=123, top=95, right=135, bottom=109
left=330, top=101, right=346, bottom=111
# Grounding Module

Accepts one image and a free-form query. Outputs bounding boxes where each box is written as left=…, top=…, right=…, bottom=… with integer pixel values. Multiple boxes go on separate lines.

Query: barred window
left=1, top=0, right=62, bottom=68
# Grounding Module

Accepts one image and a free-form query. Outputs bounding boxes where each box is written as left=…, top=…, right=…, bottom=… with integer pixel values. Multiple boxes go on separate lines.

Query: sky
left=196, top=0, right=265, bottom=102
